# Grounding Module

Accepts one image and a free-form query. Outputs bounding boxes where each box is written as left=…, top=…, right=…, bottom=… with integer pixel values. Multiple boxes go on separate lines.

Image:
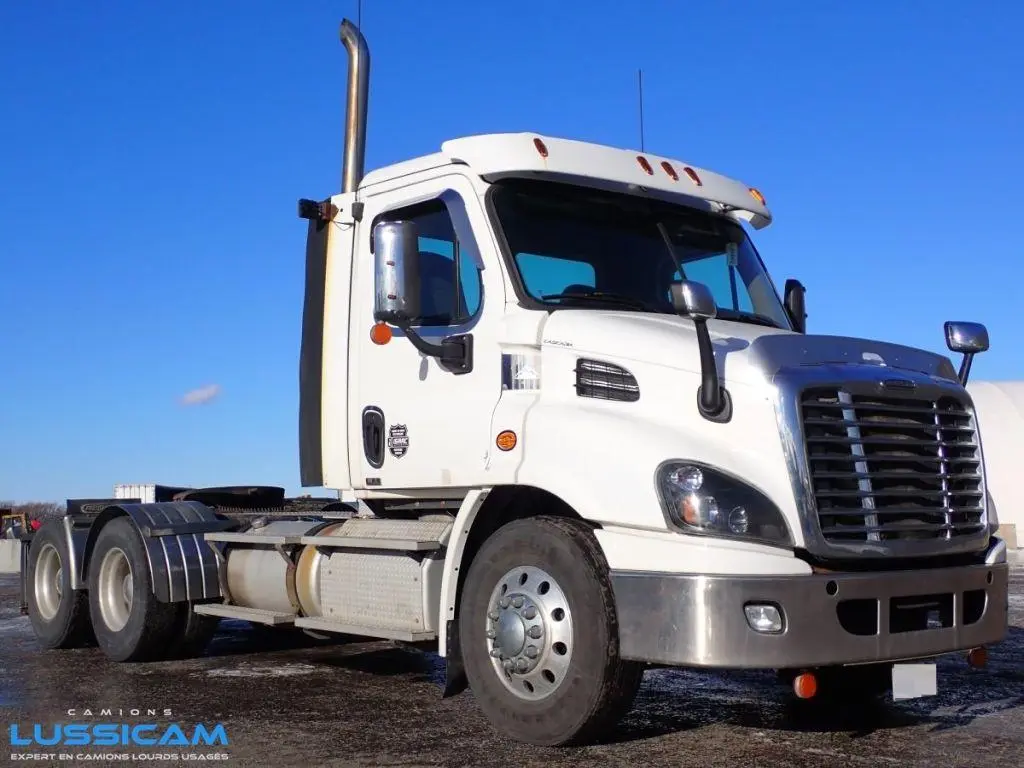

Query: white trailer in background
left=968, top=381, right=1024, bottom=550
left=18, top=17, right=1010, bottom=747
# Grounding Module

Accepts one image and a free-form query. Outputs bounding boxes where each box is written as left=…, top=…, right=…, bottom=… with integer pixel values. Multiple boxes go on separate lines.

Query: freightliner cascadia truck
left=20, top=18, right=1009, bottom=746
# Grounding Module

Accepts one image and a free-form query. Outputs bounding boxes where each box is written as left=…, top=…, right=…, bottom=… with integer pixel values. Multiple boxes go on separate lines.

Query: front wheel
left=459, top=516, right=643, bottom=746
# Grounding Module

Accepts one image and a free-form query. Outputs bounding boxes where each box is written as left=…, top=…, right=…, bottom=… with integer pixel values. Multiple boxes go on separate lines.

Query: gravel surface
left=1, top=565, right=1022, bottom=767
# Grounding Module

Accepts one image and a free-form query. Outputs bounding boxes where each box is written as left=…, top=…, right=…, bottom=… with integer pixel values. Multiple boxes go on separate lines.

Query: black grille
left=800, top=387, right=984, bottom=543
left=574, top=359, right=639, bottom=402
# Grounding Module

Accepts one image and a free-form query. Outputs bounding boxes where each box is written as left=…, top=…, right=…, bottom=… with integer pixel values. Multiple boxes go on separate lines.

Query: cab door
left=347, top=173, right=505, bottom=490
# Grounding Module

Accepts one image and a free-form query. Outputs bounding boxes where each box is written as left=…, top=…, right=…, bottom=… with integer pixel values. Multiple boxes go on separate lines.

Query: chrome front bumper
left=612, top=545, right=1009, bottom=669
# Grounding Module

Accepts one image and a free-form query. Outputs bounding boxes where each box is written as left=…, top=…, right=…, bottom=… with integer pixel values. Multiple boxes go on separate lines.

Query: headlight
left=656, top=460, right=794, bottom=547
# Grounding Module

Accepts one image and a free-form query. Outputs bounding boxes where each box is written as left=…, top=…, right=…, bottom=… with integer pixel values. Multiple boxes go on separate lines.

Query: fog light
left=744, top=603, right=783, bottom=633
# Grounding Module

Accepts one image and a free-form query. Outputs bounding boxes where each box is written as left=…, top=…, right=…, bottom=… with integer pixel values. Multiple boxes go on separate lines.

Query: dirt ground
left=2, top=565, right=1022, bottom=768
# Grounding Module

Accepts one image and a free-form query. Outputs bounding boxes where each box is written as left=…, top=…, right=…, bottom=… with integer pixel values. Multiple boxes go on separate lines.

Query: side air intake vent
left=575, top=359, right=639, bottom=402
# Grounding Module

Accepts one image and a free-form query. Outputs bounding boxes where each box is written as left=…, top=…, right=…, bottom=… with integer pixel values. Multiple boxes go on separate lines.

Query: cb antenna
left=634, top=69, right=643, bottom=153
left=637, top=68, right=645, bottom=152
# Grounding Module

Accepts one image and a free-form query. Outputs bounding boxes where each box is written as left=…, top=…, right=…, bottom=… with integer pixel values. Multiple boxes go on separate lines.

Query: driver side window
left=375, top=199, right=482, bottom=327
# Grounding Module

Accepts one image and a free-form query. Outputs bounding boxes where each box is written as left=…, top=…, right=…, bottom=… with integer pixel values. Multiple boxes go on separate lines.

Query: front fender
left=512, top=379, right=802, bottom=543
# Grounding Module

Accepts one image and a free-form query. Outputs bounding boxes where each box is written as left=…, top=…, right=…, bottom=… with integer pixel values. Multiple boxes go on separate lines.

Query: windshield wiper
left=541, top=291, right=659, bottom=312
left=714, top=310, right=782, bottom=329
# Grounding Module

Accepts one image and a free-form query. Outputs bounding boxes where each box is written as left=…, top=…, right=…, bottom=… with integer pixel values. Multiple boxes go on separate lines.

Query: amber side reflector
left=533, top=137, right=549, bottom=157
left=636, top=155, right=654, bottom=175
left=370, top=322, right=392, bottom=345
left=661, top=161, right=679, bottom=181
left=496, top=430, right=517, bottom=451
left=968, top=646, right=988, bottom=668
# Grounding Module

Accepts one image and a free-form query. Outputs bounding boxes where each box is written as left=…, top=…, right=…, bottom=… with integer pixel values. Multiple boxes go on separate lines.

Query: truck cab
left=22, top=18, right=1008, bottom=749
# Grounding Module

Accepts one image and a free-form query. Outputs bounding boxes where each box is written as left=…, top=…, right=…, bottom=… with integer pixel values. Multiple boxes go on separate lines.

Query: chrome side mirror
left=670, top=280, right=717, bottom=320
left=373, top=220, right=420, bottom=326
left=944, top=321, right=989, bottom=386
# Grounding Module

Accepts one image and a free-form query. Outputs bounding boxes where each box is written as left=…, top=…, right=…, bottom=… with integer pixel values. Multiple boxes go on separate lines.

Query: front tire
left=459, top=516, right=643, bottom=746
left=26, top=521, right=93, bottom=649
left=87, top=516, right=180, bottom=662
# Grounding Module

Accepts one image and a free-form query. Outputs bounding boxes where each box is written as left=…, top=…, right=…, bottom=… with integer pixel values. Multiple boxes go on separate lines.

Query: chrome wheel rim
left=34, top=543, right=63, bottom=621
left=485, top=565, right=573, bottom=701
left=97, top=547, right=134, bottom=632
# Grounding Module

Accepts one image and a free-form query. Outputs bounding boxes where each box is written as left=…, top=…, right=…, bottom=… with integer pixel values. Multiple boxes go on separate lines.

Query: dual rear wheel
left=27, top=517, right=218, bottom=661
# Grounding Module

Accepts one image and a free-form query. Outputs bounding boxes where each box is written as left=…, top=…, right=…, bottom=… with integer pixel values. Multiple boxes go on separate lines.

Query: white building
left=970, top=380, right=1023, bottom=549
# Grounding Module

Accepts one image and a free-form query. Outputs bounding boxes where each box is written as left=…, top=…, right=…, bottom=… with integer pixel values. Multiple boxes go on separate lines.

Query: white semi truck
left=20, top=18, right=1009, bottom=746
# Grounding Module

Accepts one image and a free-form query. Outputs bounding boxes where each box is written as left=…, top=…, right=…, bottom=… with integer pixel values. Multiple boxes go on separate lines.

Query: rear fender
left=82, top=502, right=236, bottom=602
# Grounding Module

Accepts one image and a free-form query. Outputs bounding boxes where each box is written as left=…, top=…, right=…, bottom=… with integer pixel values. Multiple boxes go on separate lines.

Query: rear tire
left=165, top=604, right=220, bottom=659
left=26, top=521, right=93, bottom=649
left=460, top=516, right=643, bottom=746
left=87, top=516, right=180, bottom=662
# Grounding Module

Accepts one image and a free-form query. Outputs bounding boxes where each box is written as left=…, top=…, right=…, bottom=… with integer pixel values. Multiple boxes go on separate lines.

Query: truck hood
left=537, top=311, right=960, bottom=385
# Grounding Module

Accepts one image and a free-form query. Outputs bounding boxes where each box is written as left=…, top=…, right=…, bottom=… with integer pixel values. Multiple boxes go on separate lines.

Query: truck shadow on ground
left=597, top=626, right=1024, bottom=745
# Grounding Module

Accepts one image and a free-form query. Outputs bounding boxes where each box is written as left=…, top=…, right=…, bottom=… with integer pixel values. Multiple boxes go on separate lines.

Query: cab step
left=293, top=617, right=435, bottom=642
left=297, top=535, right=440, bottom=551
left=192, top=604, right=296, bottom=625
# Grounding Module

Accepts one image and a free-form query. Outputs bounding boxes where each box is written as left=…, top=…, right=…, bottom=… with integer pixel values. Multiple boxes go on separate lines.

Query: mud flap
left=442, top=619, right=468, bottom=698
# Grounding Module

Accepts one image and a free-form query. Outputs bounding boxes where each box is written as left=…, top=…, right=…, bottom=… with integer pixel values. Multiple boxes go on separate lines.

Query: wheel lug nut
left=527, top=626, right=542, bottom=639
left=488, top=611, right=499, bottom=621
left=490, top=649, right=502, bottom=658
left=499, top=597, right=510, bottom=608
left=515, top=658, right=528, bottom=672
left=525, top=646, right=539, bottom=659
left=503, top=660, right=513, bottom=672
left=512, top=596, right=524, bottom=608
left=523, top=606, right=537, bottom=620
left=486, top=629, right=496, bottom=639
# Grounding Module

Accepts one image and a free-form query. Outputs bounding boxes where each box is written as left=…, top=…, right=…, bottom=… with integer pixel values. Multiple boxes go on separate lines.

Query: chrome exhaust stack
left=339, top=18, right=370, bottom=194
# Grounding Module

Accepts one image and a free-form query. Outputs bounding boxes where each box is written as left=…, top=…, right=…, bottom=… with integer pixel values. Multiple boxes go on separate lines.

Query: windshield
left=490, top=179, right=792, bottom=329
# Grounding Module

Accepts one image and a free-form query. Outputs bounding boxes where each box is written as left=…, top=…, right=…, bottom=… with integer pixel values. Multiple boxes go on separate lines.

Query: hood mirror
left=944, top=321, right=989, bottom=386
left=669, top=280, right=731, bottom=423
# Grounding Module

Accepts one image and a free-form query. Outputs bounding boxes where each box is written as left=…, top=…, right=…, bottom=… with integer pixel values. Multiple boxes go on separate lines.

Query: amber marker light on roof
left=661, top=161, right=679, bottom=181
left=749, top=187, right=766, bottom=205
left=683, top=166, right=702, bottom=186
left=636, top=155, right=654, bottom=175
left=533, top=137, right=549, bottom=157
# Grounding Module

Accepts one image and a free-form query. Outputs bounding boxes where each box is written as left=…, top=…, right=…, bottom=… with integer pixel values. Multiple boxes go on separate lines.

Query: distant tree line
left=1, top=501, right=65, bottom=521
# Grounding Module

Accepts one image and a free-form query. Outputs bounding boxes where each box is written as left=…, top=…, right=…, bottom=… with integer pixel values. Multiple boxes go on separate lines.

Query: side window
left=515, top=253, right=596, bottom=299
left=671, top=247, right=754, bottom=313
left=377, top=200, right=482, bottom=327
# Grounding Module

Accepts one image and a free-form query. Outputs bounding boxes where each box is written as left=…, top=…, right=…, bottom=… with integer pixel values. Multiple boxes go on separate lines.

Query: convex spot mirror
left=670, top=280, right=717, bottom=320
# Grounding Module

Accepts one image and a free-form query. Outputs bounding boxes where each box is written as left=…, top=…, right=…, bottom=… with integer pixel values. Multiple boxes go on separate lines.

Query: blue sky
left=2, top=1, right=1022, bottom=502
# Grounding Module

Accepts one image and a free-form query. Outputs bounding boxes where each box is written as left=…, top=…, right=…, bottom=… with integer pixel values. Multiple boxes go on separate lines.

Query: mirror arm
left=693, top=318, right=732, bottom=422
left=394, top=322, right=474, bottom=375
left=958, top=353, right=975, bottom=386
left=395, top=322, right=447, bottom=358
